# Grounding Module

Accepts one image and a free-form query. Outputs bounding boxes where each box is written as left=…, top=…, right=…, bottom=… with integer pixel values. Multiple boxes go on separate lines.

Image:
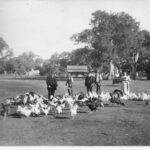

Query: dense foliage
left=1, top=10, right=150, bottom=79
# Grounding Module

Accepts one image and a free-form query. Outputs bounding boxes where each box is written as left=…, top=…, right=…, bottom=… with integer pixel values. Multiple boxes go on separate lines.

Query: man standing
left=46, top=72, right=58, bottom=100
left=85, top=73, right=93, bottom=95
left=66, top=73, right=74, bottom=96
left=95, top=70, right=103, bottom=95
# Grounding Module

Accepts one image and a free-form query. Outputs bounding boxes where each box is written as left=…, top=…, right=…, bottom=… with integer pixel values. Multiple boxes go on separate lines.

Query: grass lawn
left=1, top=79, right=150, bottom=101
left=0, top=79, right=150, bottom=146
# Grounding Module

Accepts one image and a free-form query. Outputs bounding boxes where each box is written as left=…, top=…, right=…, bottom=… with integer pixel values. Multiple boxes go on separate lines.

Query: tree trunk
left=109, top=60, right=114, bottom=79
left=131, top=52, right=139, bottom=80
left=146, top=72, right=150, bottom=80
left=131, top=63, right=136, bottom=80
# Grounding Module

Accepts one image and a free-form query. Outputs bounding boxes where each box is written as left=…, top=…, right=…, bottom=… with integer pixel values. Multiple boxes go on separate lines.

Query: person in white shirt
left=121, top=72, right=131, bottom=95
left=66, top=73, right=74, bottom=96
left=95, top=70, right=103, bottom=95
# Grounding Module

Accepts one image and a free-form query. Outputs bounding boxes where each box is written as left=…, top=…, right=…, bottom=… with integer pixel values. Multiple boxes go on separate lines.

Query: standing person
left=85, top=73, right=92, bottom=95
left=95, top=70, right=103, bottom=95
left=46, top=72, right=58, bottom=100
left=66, top=73, right=74, bottom=96
left=90, top=71, right=96, bottom=93
left=121, top=72, right=130, bottom=95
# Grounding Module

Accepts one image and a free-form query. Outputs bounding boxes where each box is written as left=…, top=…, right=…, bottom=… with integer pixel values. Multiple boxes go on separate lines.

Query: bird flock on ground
left=1, top=89, right=150, bottom=120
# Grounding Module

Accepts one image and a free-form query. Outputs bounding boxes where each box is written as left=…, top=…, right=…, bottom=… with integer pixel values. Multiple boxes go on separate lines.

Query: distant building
left=67, top=65, right=88, bottom=77
left=27, top=68, right=40, bottom=76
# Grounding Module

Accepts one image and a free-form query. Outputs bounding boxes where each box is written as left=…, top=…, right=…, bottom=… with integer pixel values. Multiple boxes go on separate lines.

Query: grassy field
left=0, top=79, right=150, bottom=146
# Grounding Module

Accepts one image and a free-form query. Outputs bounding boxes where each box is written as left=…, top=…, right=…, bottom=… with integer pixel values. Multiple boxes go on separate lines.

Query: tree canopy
left=71, top=11, right=146, bottom=78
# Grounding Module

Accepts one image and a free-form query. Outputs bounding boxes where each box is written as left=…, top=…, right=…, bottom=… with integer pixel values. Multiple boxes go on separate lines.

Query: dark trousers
left=86, top=85, right=92, bottom=95
left=68, top=87, right=73, bottom=96
left=96, top=83, right=101, bottom=95
left=48, top=88, right=55, bottom=100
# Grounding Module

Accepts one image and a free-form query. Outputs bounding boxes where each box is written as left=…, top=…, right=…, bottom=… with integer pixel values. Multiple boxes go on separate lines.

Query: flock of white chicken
left=3, top=90, right=150, bottom=119
left=5, top=92, right=82, bottom=119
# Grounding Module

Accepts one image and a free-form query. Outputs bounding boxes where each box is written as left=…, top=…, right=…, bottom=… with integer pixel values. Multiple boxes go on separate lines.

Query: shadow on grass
left=63, top=107, right=71, bottom=111
left=135, top=102, right=145, bottom=106
left=104, top=84, right=120, bottom=87
left=9, top=113, right=21, bottom=118
left=104, top=103, right=125, bottom=107
left=104, top=104, right=114, bottom=107
left=77, top=111, right=88, bottom=113
left=9, top=113, right=45, bottom=118
left=54, top=116, right=69, bottom=119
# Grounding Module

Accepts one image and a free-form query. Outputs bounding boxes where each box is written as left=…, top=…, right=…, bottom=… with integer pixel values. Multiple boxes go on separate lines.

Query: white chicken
left=88, top=91, right=94, bottom=98
left=70, top=103, right=78, bottom=119
left=128, top=92, right=137, bottom=100
left=141, top=92, right=149, bottom=101
left=100, top=92, right=111, bottom=102
left=92, top=91, right=98, bottom=98
left=17, top=105, right=33, bottom=117
left=39, top=103, right=51, bottom=116
left=41, top=107, right=51, bottom=116
left=56, top=105, right=63, bottom=114
left=63, top=95, right=75, bottom=107
left=120, top=95, right=128, bottom=100
left=29, top=102, right=41, bottom=116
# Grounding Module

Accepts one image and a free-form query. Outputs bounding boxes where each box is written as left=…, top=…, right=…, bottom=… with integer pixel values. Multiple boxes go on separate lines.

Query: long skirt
left=121, top=81, right=130, bottom=95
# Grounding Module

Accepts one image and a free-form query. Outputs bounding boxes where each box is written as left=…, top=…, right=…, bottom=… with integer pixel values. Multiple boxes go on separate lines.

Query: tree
left=39, top=59, right=52, bottom=76
left=71, top=11, right=144, bottom=79
left=70, top=47, right=92, bottom=65
left=18, top=51, right=36, bottom=72
left=12, top=57, right=26, bottom=75
left=57, top=51, right=71, bottom=74
left=6, top=51, right=43, bottom=75
left=39, top=51, right=71, bottom=76
left=137, top=30, right=150, bottom=80
left=0, top=37, right=13, bottom=74
left=5, top=58, right=16, bottom=74
left=0, top=37, right=8, bottom=54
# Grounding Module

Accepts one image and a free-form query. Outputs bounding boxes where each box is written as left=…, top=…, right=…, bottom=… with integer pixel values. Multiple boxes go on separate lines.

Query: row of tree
left=70, top=11, right=150, bottom=80
left=0, top=39, right=43, bottom=75
left=0, top=10, right=150, bottom=79
left=41, top=11, right=150, bottom=80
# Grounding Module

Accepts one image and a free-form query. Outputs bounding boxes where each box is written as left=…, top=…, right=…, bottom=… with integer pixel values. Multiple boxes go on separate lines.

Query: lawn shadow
left=9, top=113, right=21, bottom=118
left=48, top=110, right=69, bottom=116
left=104, top=84, right=120, bottom=87
left=135, top=102, right=145, bottom=106
left=9, top=113, right=44, bottom=118
left=54, top=116, right=69, bottom=119
left=104, top=103, right=124, bottom=107
left=31, top=114, right=43, bottom=117
left=77, top=111, right=88, bottom=114
left=104, top=103, right=114, bottom=107
left=48, top=112, right=55, bottom=116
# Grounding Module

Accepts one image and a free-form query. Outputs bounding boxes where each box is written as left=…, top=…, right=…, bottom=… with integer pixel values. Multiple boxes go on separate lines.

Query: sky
left=0, top=0, right=150, bottom=59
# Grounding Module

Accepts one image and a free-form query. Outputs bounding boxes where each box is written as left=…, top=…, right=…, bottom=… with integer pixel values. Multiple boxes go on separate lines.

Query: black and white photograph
left=0, top=0, right=150, bottom=147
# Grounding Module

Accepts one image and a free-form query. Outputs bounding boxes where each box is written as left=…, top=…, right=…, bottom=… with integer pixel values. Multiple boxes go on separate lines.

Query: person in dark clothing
left=46, top=72, right=58, bottom=100
left=85, top=73, right=94, bottom=95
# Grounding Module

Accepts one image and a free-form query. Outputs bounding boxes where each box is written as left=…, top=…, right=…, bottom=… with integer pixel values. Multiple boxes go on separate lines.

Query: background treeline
left=0, top=11, right=150, bottom=79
